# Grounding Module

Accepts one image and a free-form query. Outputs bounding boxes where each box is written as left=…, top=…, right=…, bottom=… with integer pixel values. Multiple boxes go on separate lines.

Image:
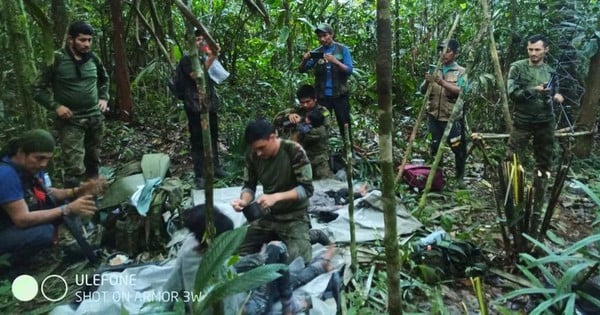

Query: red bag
left=402, top=165, right=444, bottom=191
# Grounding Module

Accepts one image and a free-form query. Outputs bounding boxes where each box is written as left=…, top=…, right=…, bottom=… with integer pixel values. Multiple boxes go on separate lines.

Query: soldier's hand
left=535, top=84, right=546, bottom=93
left=78, top=178, right=108, bottom=196
left=56, top=105, right=73, bottom=119
left=231, top=199, right=247, bottom=212
left=256, top=194, right=278, bottom=209
left=302, top=51, right=311, bottom=60
left=424, top=73, right=436, bottom=84
left=554, top=93, right=564, bottom=104
left=98, top=99, right=109, bottom=112
left=289, top=114, right=302, bottom=124
left=68, top=195, right=97, bottom=217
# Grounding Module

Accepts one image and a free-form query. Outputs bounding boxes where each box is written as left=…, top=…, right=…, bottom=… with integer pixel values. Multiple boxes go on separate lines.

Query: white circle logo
left=41, top=275, right=69, bottom=302
left=11, top=274, right=39, bottom=302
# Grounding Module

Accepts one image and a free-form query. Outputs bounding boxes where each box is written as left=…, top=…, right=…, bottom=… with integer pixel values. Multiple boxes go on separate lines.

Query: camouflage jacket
left=507, top=59, right=556, bottom=125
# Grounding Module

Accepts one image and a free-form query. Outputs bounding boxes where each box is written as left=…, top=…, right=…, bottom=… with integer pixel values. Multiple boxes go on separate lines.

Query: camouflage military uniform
left=33, top=48, right=109, bottom=186
left=506, top=59, right=556, bottom=172
left=238, top=140, right=314, bottom=263
left=273, top=105, right=332, bottom=179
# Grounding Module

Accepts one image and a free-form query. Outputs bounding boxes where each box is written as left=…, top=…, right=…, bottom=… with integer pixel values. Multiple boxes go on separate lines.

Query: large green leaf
left=194, top=263, right=287, bottom=313
left=194, top=226, right=248, bottom=294
left=560, top=234, right=600, bottom=256
left=556, top=262, right=593, bottom=294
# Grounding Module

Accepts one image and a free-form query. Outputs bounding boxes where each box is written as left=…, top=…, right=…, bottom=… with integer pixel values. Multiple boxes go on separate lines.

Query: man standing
left=177, top=29, right=228, bottom=188
left=0, top=129, right=103, bottom=263
left=420, top=39, right=467, bottom=181
left=231, top=119, right=314, bottom=263
left=274, top=84, right=332, bottom=179
left=506, top=34, right=564, bottom=176
left=34, top=21, right=109, bottom=188
left=299, top=23, right=354, bottom=157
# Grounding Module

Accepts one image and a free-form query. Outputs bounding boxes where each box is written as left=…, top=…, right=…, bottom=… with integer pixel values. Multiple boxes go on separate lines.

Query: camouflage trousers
left=310, top=154, right=333, bottom=179
left=506, top=121, right=555, bottom=173
left=237, top=211, right=312, bottom=264
left=56, top=116, right=104, bottom=186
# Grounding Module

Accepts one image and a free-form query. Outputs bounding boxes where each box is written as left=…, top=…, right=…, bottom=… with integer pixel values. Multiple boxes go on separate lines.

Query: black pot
left=242, top=202, right=262, bottom=222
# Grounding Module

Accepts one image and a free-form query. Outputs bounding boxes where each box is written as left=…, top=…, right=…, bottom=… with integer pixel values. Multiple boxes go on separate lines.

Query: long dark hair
left=182, top=204, right=234, bottom=252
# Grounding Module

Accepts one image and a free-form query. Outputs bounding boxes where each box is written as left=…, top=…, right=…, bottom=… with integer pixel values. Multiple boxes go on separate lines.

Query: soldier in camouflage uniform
left=274, top=85, right=333, bottom=179
left=231, top=119, right=314, bottom=264
left=506, top=34, right=564, bottom=175
left=33, top=21, right=109, bottom=187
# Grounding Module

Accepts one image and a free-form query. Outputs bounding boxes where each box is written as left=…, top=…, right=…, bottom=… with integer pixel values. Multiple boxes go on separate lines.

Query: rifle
left=546, top=72, right=574, bottom=132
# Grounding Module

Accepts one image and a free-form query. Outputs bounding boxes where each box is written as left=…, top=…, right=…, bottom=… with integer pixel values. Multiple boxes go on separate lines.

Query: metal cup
left=242, top=202, right=262, bottom=222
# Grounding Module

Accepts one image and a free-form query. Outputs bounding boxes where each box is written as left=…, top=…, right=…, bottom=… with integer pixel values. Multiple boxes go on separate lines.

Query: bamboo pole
left=481, top=0, right=513, bottom=132
left=471, top=130, right=594, bottom=140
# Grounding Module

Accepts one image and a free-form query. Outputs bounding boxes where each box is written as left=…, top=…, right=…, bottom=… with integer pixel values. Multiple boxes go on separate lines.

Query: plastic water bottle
left=43, top=173, right=52, bottom=188
left=418, top=230, right=447, bottom=247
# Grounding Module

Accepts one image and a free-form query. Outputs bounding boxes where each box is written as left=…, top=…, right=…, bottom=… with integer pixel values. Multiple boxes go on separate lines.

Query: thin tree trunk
left=573, top=50, right=600, bottom=157
left=109, top=0, right=134, bottom=122
left=4, top=0, right=45, bottom=128
left=377, top=0, right=402, bottom=313
left=175, top=0, right=218, bottom=246
left=343, top=125, right=357, bottom=274
left=482, top=0, right=513, bottom=132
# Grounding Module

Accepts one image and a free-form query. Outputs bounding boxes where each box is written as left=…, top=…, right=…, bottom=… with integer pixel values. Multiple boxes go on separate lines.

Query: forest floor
left=2, top=118, right=598, bottom=314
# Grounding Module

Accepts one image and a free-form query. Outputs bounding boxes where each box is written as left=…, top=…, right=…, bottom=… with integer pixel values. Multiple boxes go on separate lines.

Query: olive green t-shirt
left=242, top=139, right=313, bottom=217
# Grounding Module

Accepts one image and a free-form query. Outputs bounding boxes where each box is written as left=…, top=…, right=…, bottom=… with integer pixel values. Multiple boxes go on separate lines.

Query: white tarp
left=52, top=179, right=420, bottom=314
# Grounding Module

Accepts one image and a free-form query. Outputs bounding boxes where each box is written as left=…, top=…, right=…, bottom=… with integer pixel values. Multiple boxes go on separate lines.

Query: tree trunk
left=377, top=0, right=402, bottom=314
left=573, top=50, right=600, bottom=157
left=23, top=0, right=55, bottom=66
left=175, top=0, right=218, bottom=246
left=51, top=0, right=68, bottom=48
left=3, top=0, right=45, bottom=129
left=482, top=0, right=512, bottom=132
left=109, top=0, right=134, bottom=122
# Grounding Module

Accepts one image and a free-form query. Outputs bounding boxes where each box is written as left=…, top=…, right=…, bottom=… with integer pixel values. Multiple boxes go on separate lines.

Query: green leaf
left=194, top=226, right=248, bottom=294
left=560, top=233, right=600, bottom=256
left=515, top=264, right=546, bottom=289
left=498, top=287, right=556, bottom=301
left=529, top=293, right=573, bottom=315
left=545, top=230, right=565, bottom=246
left=572, top=179, right=600, bottom=208
left=577, top=290, right=600, bottom=308
left=194, top=263, right=287, bottom=313
left=556, top=262, right=592, bottom=294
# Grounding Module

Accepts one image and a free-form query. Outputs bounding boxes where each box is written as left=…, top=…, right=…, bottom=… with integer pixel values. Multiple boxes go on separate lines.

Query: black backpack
left=410, top=239, right=487, bottom=283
